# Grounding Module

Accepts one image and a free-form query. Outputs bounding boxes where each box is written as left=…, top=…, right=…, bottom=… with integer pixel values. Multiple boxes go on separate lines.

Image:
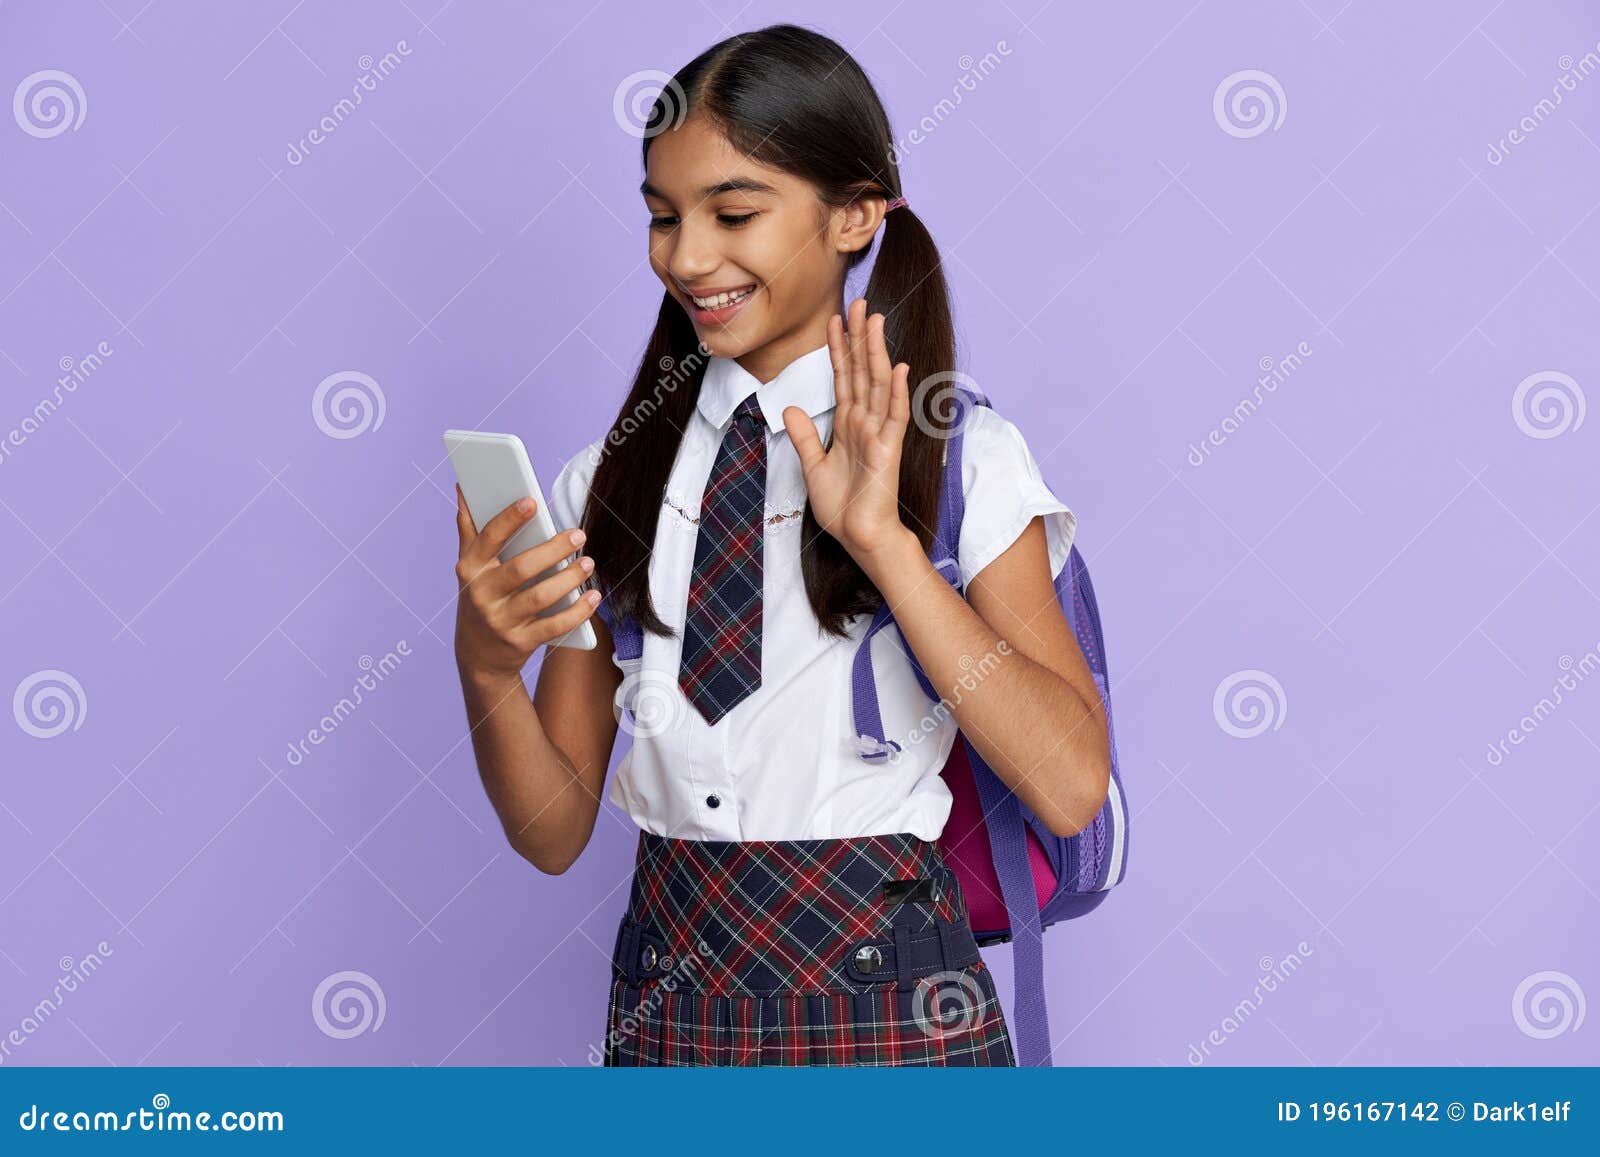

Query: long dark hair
left=583, top=23, right=956, bottom=640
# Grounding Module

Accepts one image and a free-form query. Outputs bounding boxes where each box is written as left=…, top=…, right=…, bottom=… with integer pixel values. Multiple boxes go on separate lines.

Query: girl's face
left=642, top=116, right=881, bottom=381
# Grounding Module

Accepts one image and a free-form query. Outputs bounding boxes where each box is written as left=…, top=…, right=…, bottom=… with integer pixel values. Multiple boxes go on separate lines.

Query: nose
left=664, top=217, right=719, bottom=288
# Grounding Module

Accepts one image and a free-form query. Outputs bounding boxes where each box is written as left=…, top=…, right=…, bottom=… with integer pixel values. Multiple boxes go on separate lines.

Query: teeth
left=691, top=286, right=754, bottom=310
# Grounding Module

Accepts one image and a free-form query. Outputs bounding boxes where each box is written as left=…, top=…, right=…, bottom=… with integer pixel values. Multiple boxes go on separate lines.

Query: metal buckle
left=853, top=944, right=884, bottom=974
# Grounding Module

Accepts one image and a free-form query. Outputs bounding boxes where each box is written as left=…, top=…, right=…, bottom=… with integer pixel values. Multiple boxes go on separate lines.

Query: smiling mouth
left=687, top=284, right=756, bottom=310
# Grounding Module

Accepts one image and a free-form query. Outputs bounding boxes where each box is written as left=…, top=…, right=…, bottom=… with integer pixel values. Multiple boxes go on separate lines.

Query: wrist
left=458, top=661, right=526, bottom=700
left=850, top=523, right=923, bottom=580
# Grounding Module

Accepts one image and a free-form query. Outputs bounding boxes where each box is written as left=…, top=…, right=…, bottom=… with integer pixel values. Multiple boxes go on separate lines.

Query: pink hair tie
left=884, top=195, right=909, bottom=212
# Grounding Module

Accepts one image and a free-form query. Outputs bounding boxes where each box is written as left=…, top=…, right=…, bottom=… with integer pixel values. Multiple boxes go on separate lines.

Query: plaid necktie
left=678, top=392, right=766, bottom=725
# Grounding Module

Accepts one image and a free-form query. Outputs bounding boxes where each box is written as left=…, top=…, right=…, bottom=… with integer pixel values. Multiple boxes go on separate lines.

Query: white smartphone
left=443, top=429, right=598, bottom=652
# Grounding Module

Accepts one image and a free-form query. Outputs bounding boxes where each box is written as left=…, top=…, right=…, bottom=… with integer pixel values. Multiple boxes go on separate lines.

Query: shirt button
left=706, top=794, right=721, bottom=808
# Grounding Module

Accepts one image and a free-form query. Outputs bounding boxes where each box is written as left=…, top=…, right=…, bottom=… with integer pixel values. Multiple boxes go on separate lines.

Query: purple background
left=2, top=0, right=1597, bottom=1067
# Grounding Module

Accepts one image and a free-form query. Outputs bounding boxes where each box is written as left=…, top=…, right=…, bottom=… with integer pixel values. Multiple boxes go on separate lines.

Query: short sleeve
left=955, top=406, right=1077, bottom=589
left=546, top=438, right=605, bottom=534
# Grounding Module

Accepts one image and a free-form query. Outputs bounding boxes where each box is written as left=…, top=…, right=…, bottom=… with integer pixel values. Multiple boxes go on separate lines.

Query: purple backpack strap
left=595, top=592, right=642, bottom=662
left=967, top=738, right=1053, bottom=1067
left=847, top=386, right=1056, bottom=1066
left=849, top=604, right=905, bottom=761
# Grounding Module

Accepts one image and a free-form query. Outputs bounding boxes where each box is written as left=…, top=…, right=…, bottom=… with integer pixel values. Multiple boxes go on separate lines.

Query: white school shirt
left=547, top=343, right=1076, bottom=843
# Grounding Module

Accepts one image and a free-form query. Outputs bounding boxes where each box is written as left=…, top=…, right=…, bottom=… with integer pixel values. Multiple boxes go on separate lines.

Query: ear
left=832, top=196, right=887, bottom=255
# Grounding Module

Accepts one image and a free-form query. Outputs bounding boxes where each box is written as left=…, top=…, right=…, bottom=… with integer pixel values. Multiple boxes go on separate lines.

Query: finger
left=467, top=496, right=539, bottom=566
left=782, top=405, right=827, bottom=475
left=500, top=526, right=590, bottom=590
left=882, top=361, right=911, bottom=448
left=455, top=485, right=476, bottom=557
left=512, top=586, right=602, bottom=652
left=848, top=298, right=870, bottom=406
left=827, top=312, right=853, bottom=416
left=866, top=312, right=892, bottom=427
left=507, top=549, right=595, bottom=620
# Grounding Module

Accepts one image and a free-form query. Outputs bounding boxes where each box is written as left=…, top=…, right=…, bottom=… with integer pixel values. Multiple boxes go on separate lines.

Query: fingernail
left=516, top=497, right=535, bottom=514
left=579, top=556, right=595, bottom=573
left=569, top=530, right=586, bottom=547
left=586, top=589, right=601, bottom=606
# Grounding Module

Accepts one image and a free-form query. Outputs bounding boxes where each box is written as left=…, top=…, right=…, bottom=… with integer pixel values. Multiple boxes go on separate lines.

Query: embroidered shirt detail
left=665, top=494, right=805, bottom=526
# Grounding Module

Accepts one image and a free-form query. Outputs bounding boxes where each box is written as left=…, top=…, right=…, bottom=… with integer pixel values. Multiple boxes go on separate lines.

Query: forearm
left=857, top=530, right=1108, bottom=835
left=457, top=667, right=596, bottom=873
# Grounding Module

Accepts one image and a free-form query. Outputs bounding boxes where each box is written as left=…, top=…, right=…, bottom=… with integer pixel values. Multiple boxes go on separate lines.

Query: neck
left=731, top=301, right=839, bottom=384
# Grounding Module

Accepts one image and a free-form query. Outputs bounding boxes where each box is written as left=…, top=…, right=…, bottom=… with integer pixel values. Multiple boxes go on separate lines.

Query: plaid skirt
left=602, top=829, right=1016, bottom=1066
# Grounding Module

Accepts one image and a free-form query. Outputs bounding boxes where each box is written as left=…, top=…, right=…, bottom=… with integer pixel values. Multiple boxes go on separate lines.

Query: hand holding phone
left=446, top=430, right=600, bottom=678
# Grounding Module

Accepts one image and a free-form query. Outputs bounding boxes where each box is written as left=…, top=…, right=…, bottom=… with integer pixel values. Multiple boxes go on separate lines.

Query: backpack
left=848, top=384, right=1128, bottom=1067
left=595, top=385, right=1128, bottom=1068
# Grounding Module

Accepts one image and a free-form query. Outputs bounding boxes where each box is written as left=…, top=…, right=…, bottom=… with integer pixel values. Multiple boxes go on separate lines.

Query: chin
left=690, top=328, right=755, bottom=359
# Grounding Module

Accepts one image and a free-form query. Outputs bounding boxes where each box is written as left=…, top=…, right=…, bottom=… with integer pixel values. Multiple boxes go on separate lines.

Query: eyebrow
left=639, top=176, right=779, bottom=201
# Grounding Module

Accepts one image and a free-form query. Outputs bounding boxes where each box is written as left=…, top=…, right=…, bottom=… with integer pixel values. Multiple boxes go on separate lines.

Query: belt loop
left=618, top=919, right=639, bottom=985
left=935, top=910, right=955, bottom=971
left=893, top=920, right=915, bottom=993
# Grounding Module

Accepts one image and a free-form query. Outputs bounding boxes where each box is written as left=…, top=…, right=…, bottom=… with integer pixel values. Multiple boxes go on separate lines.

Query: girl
left=452, top=24, right=1111, bottom=1066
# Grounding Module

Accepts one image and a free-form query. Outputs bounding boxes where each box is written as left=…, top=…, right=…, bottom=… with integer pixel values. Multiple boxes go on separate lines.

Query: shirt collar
left=696, top=343, right=834, bottom=435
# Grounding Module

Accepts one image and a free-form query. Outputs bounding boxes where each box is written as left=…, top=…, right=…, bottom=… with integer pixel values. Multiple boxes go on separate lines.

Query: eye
left=718, top=212, right=757, bottom=228
left=648, top=216, right=677, bottom=231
